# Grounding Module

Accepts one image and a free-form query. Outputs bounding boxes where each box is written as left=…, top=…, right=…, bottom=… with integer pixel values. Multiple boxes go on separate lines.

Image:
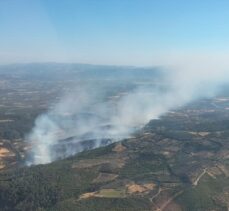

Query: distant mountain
left=0, top=63, right=165, bottom=81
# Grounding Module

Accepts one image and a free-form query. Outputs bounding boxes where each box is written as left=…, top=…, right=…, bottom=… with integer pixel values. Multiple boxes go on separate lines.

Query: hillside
left=0, top=97, right=229, bottom=211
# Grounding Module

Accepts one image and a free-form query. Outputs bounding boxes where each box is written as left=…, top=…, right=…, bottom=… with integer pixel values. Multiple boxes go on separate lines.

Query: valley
left=0, top=64, right=228, bottom=210
left=0, top=95, right=229, bottom=210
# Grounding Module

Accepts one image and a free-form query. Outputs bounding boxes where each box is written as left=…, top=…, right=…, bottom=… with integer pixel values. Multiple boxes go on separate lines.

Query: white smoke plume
left=27, top=57, right=229, bottom=165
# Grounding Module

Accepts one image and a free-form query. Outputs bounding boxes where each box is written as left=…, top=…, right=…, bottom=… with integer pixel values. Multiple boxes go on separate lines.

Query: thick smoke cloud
left=27, top=59, right=229, bottom=165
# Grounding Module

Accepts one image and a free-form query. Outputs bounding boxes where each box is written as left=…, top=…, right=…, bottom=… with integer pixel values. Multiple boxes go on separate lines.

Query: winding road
left=193, top=168, right=207, bottom=186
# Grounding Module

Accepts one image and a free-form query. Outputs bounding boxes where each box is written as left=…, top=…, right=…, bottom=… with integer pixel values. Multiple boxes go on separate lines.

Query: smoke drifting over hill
left=27, top=60, right=229, bottom=165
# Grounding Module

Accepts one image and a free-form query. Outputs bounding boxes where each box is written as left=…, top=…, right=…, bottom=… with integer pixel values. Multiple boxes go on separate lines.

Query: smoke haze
left=27, top=59, right=229, bottom=165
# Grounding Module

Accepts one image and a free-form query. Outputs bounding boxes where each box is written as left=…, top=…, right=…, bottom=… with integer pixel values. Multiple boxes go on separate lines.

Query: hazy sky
left=0, top=0, right=229, bottom=65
